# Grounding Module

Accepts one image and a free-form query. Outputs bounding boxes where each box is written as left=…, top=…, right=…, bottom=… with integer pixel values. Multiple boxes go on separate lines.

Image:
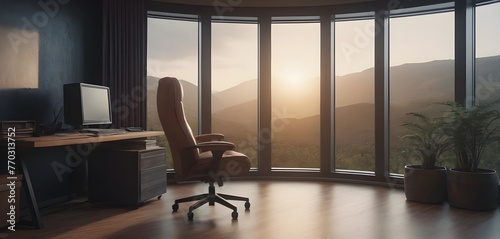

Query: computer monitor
left=63, top=83, right=112, bottom=129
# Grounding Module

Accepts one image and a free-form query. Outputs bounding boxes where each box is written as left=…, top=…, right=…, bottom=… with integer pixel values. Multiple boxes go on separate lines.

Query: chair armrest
left=195, top=133, right=225, bottom=143
left=193, top=141, right=234, bottom=152
left=184, top=141, right=234, bottom=185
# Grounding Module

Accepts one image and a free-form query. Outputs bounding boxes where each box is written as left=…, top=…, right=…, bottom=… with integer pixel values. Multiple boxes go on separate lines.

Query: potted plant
left=441, top=100, right=500, bottom=210
left=402, top=112, right=451, bottom=204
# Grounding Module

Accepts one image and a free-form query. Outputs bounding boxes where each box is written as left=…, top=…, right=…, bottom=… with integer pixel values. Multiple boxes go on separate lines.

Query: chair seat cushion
left=187, top=150, right=251, bottom=179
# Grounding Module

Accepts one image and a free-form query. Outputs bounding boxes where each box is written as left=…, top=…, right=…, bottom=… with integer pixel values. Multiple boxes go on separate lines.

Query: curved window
left=147, top=17, right=199, bottom=169
left=389, top=12, right=455, bottom=174
left=146, top=1, right=488, bottom=182
left=271, top=20, right=321, bottom=169
left=333, top=18, right=375, bottom=173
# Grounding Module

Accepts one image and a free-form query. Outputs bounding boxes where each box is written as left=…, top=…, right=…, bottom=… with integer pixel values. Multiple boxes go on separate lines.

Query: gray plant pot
left=447, top=168, right=499, bottom=210
left=404, top=165, right=447, bottom=204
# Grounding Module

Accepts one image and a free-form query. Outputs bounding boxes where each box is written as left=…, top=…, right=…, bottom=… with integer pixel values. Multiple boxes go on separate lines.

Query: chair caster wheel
left=172, top=204, right=179, bottom=212
left=232, top=211, right=238, bottom=220
left=187, top=212, right=194, bottom=220
left=244, top=202, right=251, bottom=210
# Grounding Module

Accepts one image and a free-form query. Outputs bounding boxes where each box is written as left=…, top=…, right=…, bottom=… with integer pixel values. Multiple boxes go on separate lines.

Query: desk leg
left=19, top=157, right=44, bottom=229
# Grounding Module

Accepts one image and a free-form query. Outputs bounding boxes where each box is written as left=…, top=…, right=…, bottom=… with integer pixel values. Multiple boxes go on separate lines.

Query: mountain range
left=147, top=55, right=500, bottom=147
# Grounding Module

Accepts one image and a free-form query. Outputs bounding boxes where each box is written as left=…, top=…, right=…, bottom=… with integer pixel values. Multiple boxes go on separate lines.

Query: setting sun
left=284, top=70, right=304, bottom=88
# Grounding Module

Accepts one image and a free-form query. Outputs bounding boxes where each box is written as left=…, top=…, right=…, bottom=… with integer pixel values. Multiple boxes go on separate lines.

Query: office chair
left=156, top=77, right=251, bottom=220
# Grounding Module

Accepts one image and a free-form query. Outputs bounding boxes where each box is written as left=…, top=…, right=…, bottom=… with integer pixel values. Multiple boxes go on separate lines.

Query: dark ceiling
left=150, top=0, right=375, bottom=7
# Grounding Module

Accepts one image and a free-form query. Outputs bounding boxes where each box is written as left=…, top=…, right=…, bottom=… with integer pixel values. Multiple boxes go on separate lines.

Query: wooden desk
left=17, top=131, right=164, bottom=148
left=9, top=131, right=164, bottom=229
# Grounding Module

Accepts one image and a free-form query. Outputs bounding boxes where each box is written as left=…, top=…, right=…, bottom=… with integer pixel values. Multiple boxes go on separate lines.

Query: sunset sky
left=147, top=2, right=500, bottom=92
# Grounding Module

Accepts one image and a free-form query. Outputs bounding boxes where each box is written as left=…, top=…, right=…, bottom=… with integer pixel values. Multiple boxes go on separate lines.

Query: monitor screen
left=81, top=84, right=112, bottom=125
left=64, top=83, right=112, bottom=128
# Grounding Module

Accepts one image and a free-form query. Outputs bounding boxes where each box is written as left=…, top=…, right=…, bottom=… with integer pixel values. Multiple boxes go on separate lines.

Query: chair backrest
left=157, top=77, right=198, bottom=181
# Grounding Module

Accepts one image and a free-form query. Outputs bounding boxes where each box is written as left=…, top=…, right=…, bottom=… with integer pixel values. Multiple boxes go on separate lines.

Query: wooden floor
left=4, top=180, right=500, bottom=239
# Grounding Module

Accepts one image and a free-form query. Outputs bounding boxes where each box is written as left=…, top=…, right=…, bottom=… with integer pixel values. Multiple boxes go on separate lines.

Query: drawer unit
left=88, top=147, right=167, bottom=206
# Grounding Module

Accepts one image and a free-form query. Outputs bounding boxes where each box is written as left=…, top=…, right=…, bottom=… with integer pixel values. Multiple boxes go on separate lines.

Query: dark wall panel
left=0, top=0, right=102, bottom=204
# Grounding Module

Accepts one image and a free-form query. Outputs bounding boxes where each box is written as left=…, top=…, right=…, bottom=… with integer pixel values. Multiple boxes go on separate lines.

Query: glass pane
left=147, top=17, right=199, bottom=169
left=475, top=1, right=500, bottom=175
left=212, top=22, right=259, bottom=168
left=389, top=12, right=455, bottom=174
left=271, top=22, right=320, bottom=168
left=334, top=18, right=375, bottom=172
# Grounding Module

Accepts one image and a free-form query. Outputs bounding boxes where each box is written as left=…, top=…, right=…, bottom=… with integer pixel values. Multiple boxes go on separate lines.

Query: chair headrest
left=158, top=77, right=183, bottom=102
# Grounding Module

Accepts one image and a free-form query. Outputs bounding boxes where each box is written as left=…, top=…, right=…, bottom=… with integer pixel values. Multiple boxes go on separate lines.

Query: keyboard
left=80, top=128, right=127, bottom=136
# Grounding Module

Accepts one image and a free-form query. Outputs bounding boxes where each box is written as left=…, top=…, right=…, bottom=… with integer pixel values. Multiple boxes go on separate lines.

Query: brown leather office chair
left=156, top=77, right=251, bottom=220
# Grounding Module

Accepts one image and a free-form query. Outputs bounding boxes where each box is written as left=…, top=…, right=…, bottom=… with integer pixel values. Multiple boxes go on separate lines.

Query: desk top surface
left=13, top=131, right=165, bottom=148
